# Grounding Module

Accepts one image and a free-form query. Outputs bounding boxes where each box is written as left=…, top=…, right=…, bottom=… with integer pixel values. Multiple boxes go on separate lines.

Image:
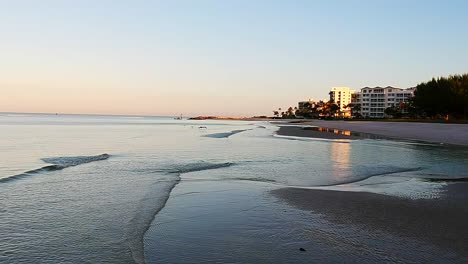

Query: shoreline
left=276, top=125, right=364, bottom=140
left=188, top=116, right=276, bottom=121
left=271, top=184, right=468, bottom=259
left=144, top=175, right=468, bottom=263
left=140, top=119, right=468, bottom=263
left=275, top=120, right=468, bottom=146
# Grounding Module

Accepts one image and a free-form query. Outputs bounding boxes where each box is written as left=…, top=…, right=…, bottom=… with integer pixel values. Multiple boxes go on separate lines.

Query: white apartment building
left=329, top=87, right=355, bottom=117
left=353, top=86, right=415, bottom=118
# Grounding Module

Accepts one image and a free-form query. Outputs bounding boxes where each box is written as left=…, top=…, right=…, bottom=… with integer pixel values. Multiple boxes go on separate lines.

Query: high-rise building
left=329, top=87, right=354, bottom=117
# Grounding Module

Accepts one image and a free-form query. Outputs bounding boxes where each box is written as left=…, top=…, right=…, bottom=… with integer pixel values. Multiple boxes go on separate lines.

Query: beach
left=276, top=125, right=365, bottom=140
left=272, top=185, right=468, bottom=259
left=145, top=179, right=468, bottom=263
left=271, top=120, right=468, bottom=262
left=289, top=120, right=468, bottom=146
left=2, top=114, right=467, bottom=263
left=145, top=169, right=468, bottom=263
left=143, top=120, right=468, bottom=263
left=3, top=1, right=468, bottom=263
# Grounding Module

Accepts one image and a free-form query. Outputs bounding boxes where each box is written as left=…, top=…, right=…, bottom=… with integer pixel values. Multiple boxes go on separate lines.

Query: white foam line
left=288, top=176, right=447, bottom=200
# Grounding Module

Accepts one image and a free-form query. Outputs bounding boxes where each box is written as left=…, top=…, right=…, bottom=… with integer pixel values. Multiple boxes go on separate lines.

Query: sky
left=1, top=0, right=467, bottom=116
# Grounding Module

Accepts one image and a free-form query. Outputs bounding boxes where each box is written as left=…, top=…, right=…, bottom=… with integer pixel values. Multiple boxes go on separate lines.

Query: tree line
left=273, top=73, right=467, bottom=120
left=411, top=73, right=468, bottom=119
left=381, top=73, right=468, bottom=119
left=273, top=101, right=340, bottom=119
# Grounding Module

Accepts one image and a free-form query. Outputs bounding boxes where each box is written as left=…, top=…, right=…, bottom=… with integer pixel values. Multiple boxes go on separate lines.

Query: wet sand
left=145, top=178, right=468, bottom=263
left=274, top=121, right=468, bottom=261
left=272, top=184, right=468, bottom=260
left=276, top=125, right=364, bottom=140
left=297, top=120, right=468, bottom=146
left=142, top=121, right=468, bottom=263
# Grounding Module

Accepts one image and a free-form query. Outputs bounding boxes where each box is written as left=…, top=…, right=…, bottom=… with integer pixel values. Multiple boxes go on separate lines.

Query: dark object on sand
left=299, top=248, right=306, bottom=252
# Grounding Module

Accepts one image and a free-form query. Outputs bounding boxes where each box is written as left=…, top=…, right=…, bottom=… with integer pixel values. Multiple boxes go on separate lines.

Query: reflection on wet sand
left=304, top=126, right=381, bottom=138
left=315, top=127, right=352, bottom=136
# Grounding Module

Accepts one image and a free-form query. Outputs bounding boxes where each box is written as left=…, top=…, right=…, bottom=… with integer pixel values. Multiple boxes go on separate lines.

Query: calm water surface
left=0, top=113, right=466, bottom=263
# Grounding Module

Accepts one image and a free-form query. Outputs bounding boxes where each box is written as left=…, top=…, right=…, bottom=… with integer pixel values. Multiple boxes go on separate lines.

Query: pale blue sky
left=1, top=0, right=467, bottom=116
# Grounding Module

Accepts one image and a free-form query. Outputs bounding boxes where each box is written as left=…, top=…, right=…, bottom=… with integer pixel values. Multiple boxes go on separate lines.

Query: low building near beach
left=352, top=86, right=415, bottom=118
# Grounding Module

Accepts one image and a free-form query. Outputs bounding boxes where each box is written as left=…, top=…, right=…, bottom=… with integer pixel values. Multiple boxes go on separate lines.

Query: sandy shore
left=145, top=178, right=468, bottom=263
left=292, top=120, right=468, bottom=146
left=277, top=125, right=366, bottom=140
left=272, top=184, right=468, bottom=260
left=273, top=120, right=468, bottom=261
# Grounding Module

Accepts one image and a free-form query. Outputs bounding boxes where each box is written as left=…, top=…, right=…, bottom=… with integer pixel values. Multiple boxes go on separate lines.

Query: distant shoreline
left=188, top=116, right=276, bottom=121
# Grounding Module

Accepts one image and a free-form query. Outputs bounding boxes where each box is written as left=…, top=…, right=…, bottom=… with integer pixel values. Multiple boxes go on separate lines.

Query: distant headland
left=188, top=116, right=274, bottom=121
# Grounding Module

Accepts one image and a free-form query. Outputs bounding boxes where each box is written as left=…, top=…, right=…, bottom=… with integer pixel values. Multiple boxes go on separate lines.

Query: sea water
left=0, top=113, right=466, bottom=263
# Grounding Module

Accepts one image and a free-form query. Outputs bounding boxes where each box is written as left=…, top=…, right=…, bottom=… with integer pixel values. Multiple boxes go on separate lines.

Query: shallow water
left=0, top=113, right=466, bottom=263
left=145, top=180, right=465, bottom=263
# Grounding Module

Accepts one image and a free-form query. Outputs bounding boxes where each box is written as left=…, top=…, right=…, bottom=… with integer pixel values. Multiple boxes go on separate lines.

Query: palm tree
left=329, top=103, right=340, bottom=117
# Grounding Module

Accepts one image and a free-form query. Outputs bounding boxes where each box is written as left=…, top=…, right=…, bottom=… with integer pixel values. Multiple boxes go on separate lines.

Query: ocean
left=0, top=113, right=466, bottom=263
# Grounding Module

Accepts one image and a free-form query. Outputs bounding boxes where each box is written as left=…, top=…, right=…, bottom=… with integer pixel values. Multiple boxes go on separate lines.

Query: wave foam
left=128, top=161, right=235, bottom=263
left=41, top=153, right=110, bottom=167
left=203, top=129, right=252, bottom=138
left=169, top=162, right=235, bottom=174
left=422, top=177, right=468, bottom=182
left=317, top=167, right=423, bottom=187
left=127, top=176, right=180, bottom=264
left=0, top=154, right=110, bottom=183
left=315, top=177, right=448, bottom=200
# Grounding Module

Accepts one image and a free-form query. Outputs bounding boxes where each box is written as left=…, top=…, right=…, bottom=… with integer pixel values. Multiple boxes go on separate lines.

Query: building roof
left=361, top=86, right=401, bottom=89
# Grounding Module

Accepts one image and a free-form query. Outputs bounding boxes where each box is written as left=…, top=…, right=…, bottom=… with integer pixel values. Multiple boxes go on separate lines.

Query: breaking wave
left=226, top=177, right=276, bottom=183
left=41, top=153, right=110, bottom=167
left=422, top=177, right=468, bottom=183
left=128, top=161, right=236, bottom=264
left=316, top=167, right=423, bottom=187
left=203, top=129, right=252, bottom=138
left=0, top=154, right=110, bottom=183
left=167, top=162, right=235, bottom=174
left=127, top=175, right=181, bottom=264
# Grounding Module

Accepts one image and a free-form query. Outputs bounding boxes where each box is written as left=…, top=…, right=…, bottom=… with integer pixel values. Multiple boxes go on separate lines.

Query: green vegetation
left=412, top=74, right=468, bottom=119
left=276, top=101, right=340, bottom=119
left=344, top=118, right=468, bottom=124
left=384, top=104, right=405, bottom=118
left=379, top=74, right=468, bottom=120
left=346, top=102, right=361, bottom=118
left=273, top=73, right=467, bottom=122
